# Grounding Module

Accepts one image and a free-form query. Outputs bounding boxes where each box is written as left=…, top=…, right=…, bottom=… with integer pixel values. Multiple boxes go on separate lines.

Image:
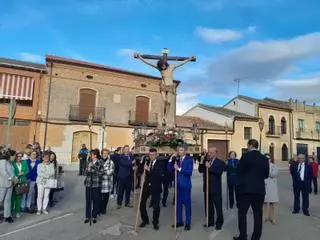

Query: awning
left=0, top=73, right=34, bottom=100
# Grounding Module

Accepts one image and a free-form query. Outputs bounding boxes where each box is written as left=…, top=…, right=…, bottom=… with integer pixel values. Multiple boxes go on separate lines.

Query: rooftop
left=0, top=57, right=46, bottom=72
left=46, top=55, right=180, bottom=84
left=176, top=115, right=228, bottom=130
left=236, top=95, right=292, bottom=110
left=197, top=103, right=257, bottom=119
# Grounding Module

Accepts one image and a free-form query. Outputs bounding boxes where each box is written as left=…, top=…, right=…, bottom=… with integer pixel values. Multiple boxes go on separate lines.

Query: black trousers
left=100, top=192, right=110, bottom=214
left=162, top=180, right=169, bottom=205
left=79, top=158, right=86, bottom=175
left=228, top=185, right=240, bottom=208
left=293, top=181, right=309, bottom=213
left=49, top=189, right=56, bottom=206
left=204, top=191, right=224, bottom=228
left=312, top=176, right=318, bottom=194
left=111, top=174, right=117, bottom=195
left=238, top=193, right=264, bottom=240
left=85, top=187, right=100, bottom=219
left=117, top=176, right=132, bottom=206
left=140, top=185, right=161, bottom=224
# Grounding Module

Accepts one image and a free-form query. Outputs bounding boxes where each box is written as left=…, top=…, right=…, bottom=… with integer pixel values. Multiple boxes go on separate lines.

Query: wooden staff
left=206, top=165, right=209, bottom=227
left=134, top=162, right=147, bottom=232
left=133, top=167, right=137, bottom=208
left=174, top=165, right=177, bottom=232
left=226, top=173, right=229, bottom=209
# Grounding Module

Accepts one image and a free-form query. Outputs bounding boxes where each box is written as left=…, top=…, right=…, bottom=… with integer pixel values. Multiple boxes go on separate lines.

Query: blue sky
left=1, top=0, right=320, bottom=114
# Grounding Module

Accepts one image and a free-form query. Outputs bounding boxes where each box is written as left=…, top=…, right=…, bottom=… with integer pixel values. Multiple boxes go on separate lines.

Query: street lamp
left=224, top=121, right=229, bottom=209
left=88, top=113, right=93, bottom=150
left=101, top=116, right=106, bottom=149
left=258, top=118, right=265, bottom=151
left=191, top=122, right=200, bottom=145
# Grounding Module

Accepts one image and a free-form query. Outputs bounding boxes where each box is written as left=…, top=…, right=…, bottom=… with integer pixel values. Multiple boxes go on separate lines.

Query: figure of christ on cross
left=134, top=49, right=196, bottom=128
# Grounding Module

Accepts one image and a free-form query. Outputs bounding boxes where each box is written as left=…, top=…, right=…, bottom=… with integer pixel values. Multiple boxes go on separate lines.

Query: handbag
left=44, top=179, right=58, bottom=189
left=14, top=182, right=29, bottom=195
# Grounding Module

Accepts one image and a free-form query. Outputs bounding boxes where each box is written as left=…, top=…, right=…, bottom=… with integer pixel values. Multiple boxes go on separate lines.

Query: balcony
left=296, top=128, right=320, bottom=140
left=69, top=105, right=106, bottom=123
left=265, top=125, right=281, bottom=138
left=128, top=110, right=158, bottom=127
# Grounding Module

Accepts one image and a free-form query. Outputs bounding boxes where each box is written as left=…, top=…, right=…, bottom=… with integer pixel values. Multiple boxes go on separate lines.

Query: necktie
left=298, top=163, right=301, bottom=173
left=150, top=161, right=154, bottom=171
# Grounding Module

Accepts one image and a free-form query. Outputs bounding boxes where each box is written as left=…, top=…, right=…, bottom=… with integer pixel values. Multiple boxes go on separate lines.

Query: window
left=316, top=121, right=320, bottom=133
left=269, top=143, right=275, bottom=161
left=244, top=127, right=252, bottom=140
left=135, top=96, right=150, bottom=123
left=298, top=119, right=305, bottom=130
left=282, top=144, right=288, bottom=161
left=268, top=116, right=275, bottom=134
left=281, top=117, right=287, bottom=134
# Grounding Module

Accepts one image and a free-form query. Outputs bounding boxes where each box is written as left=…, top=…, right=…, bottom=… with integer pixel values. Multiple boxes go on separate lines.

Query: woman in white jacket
left=36, top=152, right=55, bottom=215
left=263, top=153, right=279, bottom=224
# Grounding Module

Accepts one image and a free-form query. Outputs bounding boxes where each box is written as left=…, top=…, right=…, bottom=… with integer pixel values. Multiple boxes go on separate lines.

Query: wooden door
left=71, top=131, right=98, bottom=163
left=79, top=89, right=96, bottom=120
left=207, top=139, right=229, bottom=160
left=135, top=96, right=149, bottom=123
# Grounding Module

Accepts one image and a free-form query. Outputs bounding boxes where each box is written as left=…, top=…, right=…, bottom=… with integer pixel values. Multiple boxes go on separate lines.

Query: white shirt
left=298, top=162, right=305, bottom=181
left=151, top=160, right=156, bottom=169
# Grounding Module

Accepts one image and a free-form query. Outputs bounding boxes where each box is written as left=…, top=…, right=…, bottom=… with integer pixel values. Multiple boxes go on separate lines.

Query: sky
left=1, top=0, right=320, bottom=115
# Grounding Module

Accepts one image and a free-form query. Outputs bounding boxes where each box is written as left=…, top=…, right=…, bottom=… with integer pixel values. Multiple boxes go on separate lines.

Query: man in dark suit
left=290, top=154, right=313, bottom=216
left=234, top=139, right=269, bottom=240
left=139, top=148, right=164, bottom=230
left=199, top=147, right=225, bottom=230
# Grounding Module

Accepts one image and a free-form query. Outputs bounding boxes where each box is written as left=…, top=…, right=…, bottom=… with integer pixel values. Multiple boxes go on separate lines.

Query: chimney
left=289, top=98, right=293, bottom=103
left=303, top=100, right=306, bottom=111
left=295, top=99, right=298, bottom=110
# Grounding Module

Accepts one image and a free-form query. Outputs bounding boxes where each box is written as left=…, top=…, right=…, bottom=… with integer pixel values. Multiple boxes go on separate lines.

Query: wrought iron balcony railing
left=128, top=110, right=158, bottom=127
left=69, top=105, right=106, bottom=123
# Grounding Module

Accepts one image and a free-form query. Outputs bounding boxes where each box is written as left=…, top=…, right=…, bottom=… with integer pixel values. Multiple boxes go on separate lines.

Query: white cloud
left=176, top=92, right=199, bottom=115
left=117, top=48, right=136, bottom=57
left=272, top=77, right=320, bottom=102
left=195, top=27, right=243, bottom=43
left=18, top=52, right=43, bottom=63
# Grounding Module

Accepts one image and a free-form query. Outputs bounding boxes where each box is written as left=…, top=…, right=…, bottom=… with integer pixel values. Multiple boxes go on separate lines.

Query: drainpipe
left=289, top=110, right=294, bottom=158
left=43, top=62, right=53, bottom=151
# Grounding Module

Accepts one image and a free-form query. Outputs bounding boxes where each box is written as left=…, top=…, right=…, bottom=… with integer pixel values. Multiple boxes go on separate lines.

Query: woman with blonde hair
left=263, top=153, right=279, bottom=224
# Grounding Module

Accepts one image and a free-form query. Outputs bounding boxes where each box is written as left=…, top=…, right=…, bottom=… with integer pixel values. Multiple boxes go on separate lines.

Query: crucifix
left=134, top=48, right=196, bottom=128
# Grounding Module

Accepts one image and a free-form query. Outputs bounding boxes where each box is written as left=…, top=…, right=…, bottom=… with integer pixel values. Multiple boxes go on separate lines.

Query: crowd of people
left=0, top=142, right=64, bottom=223
left=1, top=139, right=318, bottom=240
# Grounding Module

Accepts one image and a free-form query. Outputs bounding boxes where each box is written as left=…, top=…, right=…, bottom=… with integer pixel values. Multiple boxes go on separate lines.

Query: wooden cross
left=134, top=48, right=196, bottom=62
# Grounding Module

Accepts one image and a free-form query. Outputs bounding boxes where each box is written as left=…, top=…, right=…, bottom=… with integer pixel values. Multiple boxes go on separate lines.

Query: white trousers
left=27, top=181, right=36, bottom=208
left=37, top=184, right=50, bottom=211
left=0, top=187, right=13, bottom=218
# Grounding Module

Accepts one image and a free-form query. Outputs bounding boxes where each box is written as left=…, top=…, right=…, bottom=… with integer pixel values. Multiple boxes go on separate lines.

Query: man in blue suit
left=168, top=144, right=193, bottom=231
left=290, top=154, right=313, bottom=216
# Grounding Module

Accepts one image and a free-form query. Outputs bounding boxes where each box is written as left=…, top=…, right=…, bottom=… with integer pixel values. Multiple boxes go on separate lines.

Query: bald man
left=199, top=147, right=225, bottom=230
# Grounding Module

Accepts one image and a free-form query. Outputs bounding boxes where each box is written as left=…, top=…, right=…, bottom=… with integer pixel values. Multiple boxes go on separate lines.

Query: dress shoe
left=139, top=222, right=149, bottom=228
left=117, top=205, right=121, bottom=209
left=171, top=222, right=184, bottom=228
left=153, top=223, right=159, bottom=230
left=125, top=204, right=133, bottom=208
left=292, top=210, right=299, bottom=214
left=5, top=217, right=14, bottom=223
left=215, top=226, right=222, bottom=230
left=162, top=203, right=167, bottom=207
left=233, top=237, right=247, bottom=240
left=203, top=223, right=214, bottom=228
left=84, top=219, right=89, bottom=224
left=184, top=225, right=191, bottom=231
left=93, top=218, right=97, bottom=224
left=303, top=212, right=310, bottom=216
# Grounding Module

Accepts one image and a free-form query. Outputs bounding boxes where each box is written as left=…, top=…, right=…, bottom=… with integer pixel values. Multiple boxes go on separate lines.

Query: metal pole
left=259, top=130, right=262, bottom=151
left=6, top=99, right=17, bottom=147
left=43, top=62, right=53, bottom=151
left=101, top=129, right=104, bottom=149
left=225, top=130, right=229, bottom=210
left=90, top=127, right=92, bottom=150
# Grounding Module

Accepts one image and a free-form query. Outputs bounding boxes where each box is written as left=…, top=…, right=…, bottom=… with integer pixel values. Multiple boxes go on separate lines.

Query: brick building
left=37, top=55, right=179, bottom=164
left=0, top=58, right=46, bottom=150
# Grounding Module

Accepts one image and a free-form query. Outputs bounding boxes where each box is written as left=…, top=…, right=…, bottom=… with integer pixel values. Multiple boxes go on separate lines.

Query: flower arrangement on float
left=145, top=127, right=184, bottom=148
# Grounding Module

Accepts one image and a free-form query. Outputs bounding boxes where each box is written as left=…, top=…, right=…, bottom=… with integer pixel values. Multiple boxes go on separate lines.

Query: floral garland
left=145, top=127, right=184, bottom=148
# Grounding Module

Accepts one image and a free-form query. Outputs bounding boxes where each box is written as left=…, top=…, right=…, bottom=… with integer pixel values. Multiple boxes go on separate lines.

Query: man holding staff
left=168, top=144, right=193, bottom=231
left=138, top=148, right=165, bottom=230
left=199, top=147, right=225, bottom=230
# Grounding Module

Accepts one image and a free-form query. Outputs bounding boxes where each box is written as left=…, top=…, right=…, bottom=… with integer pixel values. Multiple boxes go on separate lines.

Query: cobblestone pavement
left=0, top=170, right=319, bottom=240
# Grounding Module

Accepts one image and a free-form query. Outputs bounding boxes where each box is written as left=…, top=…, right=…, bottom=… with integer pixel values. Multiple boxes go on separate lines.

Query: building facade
left=0, top=58, right=46, bottom=150
left=37, top=55, right=179, bottom=164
